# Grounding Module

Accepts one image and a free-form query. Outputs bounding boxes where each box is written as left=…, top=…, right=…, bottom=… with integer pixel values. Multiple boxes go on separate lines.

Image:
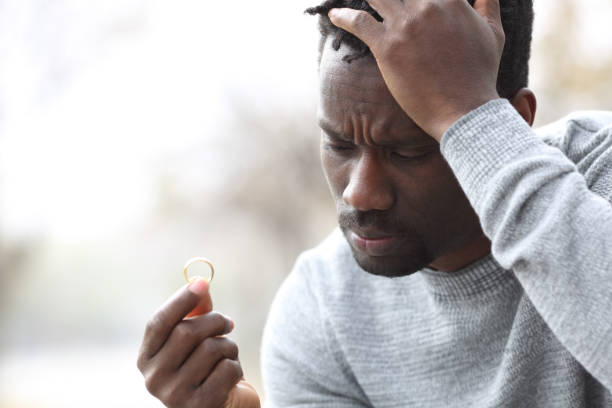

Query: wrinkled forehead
left=319, top=35, right=379, bottom=77
left=318, top=36, right=417, bottom=131
left=319, top=36, right=393, bottom=103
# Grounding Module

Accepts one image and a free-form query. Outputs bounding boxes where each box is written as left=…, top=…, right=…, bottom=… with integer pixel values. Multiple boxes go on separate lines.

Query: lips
left=348, top=229, right=407, bottom=257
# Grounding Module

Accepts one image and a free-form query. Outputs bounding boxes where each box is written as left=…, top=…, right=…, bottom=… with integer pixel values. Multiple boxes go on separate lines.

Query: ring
left=183, top=257, right=215, bottom=284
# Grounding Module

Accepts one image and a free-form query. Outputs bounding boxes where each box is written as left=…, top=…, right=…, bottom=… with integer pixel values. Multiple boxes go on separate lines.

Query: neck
left=428, top=234, right=491, bottom=273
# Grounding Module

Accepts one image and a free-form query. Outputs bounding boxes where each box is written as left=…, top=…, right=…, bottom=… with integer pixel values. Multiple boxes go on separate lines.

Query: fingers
left=138, top=311, right=238, bottom=408
left=364, top=0, right=403, bottom=19
left=225, top=381, right=261, bottom=408
left=186, top=292, right=214, bottom=318
left=193, top=359, right=244, bottom=408
left=153, top=312, right=234, bottom=372
left=139, top=278, right=212, bottom=362
left=328, top=8, right=385, bottom=49
left=473, top=0, right=502, bottom=27
left=179, top=336, right=240, bottom=387
left=141, top=351, right=243, bottom=408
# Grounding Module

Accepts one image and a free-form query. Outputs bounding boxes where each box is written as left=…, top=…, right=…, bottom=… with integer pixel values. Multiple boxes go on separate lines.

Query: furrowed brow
left=318, top=120, right=350, bottom=142
left=318, top=118, right=437, bottom=148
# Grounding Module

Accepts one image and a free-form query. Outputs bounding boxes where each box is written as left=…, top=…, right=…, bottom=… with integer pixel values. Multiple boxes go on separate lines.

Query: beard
left=338, top=208, right=436, bottom=278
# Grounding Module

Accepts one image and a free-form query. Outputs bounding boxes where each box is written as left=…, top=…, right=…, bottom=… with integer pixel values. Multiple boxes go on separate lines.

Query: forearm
left=441, top=99, right=612, bottom=390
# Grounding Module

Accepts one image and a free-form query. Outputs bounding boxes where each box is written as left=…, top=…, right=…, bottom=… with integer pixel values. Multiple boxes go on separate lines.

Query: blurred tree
left=0, top=237, right=35, bottom=348
left=0, top=239, right=30, bottom=298
left=152, top=102, right=335, bottom=270
left=146, top=103, right=337, bottom=394
left=218, top=103, right=335, bottom=265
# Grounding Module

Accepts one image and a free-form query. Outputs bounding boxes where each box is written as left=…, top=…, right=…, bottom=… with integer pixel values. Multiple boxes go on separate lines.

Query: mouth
left=348, top=229, right=408, bottom=257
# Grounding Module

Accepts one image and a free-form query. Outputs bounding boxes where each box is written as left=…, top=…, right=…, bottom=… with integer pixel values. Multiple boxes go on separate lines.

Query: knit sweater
left=261, top=100, right=612, bottom=407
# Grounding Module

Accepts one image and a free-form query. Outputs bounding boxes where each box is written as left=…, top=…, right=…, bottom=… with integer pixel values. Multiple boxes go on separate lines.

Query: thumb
left=472, top=0, right=503, bottom=28
left=328, top=8, right=384, bottom=49
left=225, top=380, right=261, bottom=408
left=185, top=277, right=213, bottom=318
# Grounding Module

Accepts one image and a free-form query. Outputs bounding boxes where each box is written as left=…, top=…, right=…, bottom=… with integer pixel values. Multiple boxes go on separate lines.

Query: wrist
left=424, top=92, right=500, bottom=142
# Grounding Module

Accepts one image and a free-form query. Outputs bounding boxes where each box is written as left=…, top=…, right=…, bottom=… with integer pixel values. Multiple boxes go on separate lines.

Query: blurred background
left=0, top=0, right=610, bottom=407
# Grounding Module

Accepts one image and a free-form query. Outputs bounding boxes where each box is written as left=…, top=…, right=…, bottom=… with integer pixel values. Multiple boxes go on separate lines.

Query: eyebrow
left=318, top=120, right=350, bottom=142
left=318, top=118, right=437, bottom=148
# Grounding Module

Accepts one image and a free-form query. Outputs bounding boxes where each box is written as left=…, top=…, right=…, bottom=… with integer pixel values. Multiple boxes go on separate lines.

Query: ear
left=510, top=88, right=537, bottom=127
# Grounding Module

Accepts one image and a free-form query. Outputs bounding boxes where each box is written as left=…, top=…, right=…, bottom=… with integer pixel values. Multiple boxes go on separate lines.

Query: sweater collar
left=419, top=254, right=518, bottom=300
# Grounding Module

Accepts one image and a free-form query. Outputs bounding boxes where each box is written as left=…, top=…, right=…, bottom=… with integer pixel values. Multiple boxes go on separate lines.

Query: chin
left=350, top=247, right=433, bottom=278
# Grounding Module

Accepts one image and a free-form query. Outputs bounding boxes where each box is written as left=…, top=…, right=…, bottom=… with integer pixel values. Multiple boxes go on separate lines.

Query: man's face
left=318, top=38, right=484, bottom=277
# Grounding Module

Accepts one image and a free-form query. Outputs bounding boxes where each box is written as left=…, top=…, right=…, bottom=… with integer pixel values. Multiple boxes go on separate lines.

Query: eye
left=327, top=143, right=354, bottom=153
left=390, top=149, right=433, bottom=161
left=323, top=135, right=355, bottom=155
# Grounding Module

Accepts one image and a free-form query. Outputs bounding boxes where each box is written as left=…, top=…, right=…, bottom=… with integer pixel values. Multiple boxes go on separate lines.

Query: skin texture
left=137, top=278, right=260, bottom=408
left=138, top=0, right=538, bottom=406
left=328, top=0, right=506, bottom=140
left=318, top=38, right=492, bottom=276
left=321, top=0, right=537, bottom=276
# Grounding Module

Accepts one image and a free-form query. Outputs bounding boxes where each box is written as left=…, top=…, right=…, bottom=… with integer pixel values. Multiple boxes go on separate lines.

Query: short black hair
left=305, top=0, right=534, bottom=99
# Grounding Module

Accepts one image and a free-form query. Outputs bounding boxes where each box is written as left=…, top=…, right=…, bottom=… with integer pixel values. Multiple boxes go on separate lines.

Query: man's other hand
left=328, top=0, right=505, bottom=141
left=136, top=278, right=261, bottom=408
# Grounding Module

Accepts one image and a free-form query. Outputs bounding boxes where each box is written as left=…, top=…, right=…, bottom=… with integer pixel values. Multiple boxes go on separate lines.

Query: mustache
left=338, top=209, right=408, bottom=234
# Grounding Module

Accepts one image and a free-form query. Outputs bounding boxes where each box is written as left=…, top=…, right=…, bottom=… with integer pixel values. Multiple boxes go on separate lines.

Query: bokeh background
left=0, top=0, right=610, bottom=407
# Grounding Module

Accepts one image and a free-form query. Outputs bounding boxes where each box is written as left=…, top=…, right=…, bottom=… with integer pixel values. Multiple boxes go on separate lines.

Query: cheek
left=320, top=147, right=348, bottom=201
left=418, top=158, right=476, bottom=232
left=428, top=157, right=469, bottom=204
left=396, top=156, right=464, bottom=219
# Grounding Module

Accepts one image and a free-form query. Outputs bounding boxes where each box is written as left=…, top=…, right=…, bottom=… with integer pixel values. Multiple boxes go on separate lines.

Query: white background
left=1, top=0, right=611, bottom=407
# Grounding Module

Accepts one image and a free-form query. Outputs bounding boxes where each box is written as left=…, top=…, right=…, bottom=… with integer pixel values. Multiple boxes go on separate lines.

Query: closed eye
left=326, top=142, right=355, bottom=154
left=321, top=130, right=355, bottom=154
left=390, top=148, right=436, bottom=162
left=392, top=151, right=428, bottom=159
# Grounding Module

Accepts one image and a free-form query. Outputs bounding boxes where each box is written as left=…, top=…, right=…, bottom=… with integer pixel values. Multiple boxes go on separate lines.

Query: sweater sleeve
left=260, top=254, right=370, bottom=408
left=440, top=99, right=612, bottom=391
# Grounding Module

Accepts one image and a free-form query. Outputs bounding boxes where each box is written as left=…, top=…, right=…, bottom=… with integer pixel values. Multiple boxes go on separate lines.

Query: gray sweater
left=261, top=100, right=612, bottom=407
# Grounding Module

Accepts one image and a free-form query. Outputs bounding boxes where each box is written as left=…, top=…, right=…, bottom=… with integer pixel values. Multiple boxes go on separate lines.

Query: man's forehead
left=319, top=37, right=381, bottom=83
left=319, top=37, right=399, bottom=109
left=318, top=36, right=427, bottom=141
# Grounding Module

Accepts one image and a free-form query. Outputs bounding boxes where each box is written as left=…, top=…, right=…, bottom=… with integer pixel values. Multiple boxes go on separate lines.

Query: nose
left=342, top=151, right=394, bottom=212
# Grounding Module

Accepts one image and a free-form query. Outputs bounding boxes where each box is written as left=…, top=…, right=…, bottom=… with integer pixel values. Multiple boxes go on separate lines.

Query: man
left=138, top=0, right=612, bottom=406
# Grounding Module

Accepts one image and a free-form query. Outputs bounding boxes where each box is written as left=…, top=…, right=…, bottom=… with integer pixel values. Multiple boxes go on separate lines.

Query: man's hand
left=328, top=0, right=505, bottom=141
left=137, top=278, right=260, bottom=408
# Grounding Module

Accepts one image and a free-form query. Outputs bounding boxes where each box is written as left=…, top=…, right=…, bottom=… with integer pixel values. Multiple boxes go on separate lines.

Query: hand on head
left=328, top=0, right=505, bottom=141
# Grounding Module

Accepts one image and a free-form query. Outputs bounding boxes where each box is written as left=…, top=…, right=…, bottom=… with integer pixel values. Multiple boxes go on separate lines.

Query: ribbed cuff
left=439, top=99, right=543, bottom=212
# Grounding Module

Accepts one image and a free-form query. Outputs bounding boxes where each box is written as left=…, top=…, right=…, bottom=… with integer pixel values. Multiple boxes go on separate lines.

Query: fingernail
left=188, top=277, right=208, bottom=295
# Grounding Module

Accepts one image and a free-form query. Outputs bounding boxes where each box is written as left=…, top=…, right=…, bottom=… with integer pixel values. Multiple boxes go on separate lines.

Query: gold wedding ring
left=183, top=257, right=215, bottom=284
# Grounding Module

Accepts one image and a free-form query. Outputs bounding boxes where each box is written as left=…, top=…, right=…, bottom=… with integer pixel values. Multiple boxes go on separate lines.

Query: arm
left=325, top=0, right=612, bottom=391
left=440, top=99, right=612, bottom=390
left=261, top=255, right=370, bottom=408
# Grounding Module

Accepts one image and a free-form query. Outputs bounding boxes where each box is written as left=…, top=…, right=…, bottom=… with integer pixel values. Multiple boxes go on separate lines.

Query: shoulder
left=537, top=111, right=612, bottom=199
left=293, top=228, right=362, bottom=292
left=262, top=228, right=397, bottom=355
left=296, top=227, right=355, bottom=276
left=536, top=111, right=612, bottom=154
left=262, top=228, right=420, bottom=354
left=261, top=229, right=374, bottom=405
left=264, top=228, right=364, bottom=326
